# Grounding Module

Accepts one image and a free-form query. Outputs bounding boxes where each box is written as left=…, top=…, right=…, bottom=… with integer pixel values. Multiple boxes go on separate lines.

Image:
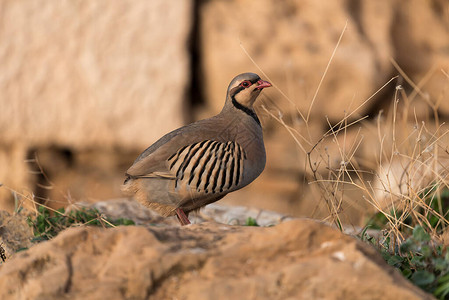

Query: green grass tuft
left=27, top=205, right=135, bottom=243
left=361, top=224, right=449, bottom=298
left=361, top=186, right=449, bottom=298
left=244, top=217, right=259, bottom=226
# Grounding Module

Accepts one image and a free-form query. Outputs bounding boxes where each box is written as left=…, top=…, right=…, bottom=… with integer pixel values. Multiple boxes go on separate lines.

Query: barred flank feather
left=168, top=140, right=246, bottom=195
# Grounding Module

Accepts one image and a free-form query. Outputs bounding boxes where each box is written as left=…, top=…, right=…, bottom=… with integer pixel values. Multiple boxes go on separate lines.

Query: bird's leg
left=175, top=208, right=191, bottom=226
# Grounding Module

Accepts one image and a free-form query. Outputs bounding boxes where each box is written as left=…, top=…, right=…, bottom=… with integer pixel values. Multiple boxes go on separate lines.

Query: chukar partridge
left=122, top=73, right=271, bottom=225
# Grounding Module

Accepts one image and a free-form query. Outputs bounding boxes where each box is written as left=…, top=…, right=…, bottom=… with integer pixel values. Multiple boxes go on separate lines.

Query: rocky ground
left=0, top=200, right=433, bottom=299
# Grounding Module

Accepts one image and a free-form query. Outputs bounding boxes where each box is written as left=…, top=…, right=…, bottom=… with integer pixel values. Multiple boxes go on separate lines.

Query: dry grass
left=244, top=22, right=449, bottom=246
left=1, top=159, right=118, bottom=230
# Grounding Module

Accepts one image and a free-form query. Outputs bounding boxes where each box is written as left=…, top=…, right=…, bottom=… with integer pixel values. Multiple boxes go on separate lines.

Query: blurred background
left=1, top=0, right=448, bottom=226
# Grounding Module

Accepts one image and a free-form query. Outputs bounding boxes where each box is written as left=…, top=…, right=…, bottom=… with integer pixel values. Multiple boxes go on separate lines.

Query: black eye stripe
left=229, top=77, right=261, bottom=97
left=239, top=78, right=259, bottom=88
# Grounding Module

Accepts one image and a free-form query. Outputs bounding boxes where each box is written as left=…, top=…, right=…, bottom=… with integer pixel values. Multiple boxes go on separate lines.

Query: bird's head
left=226, top=73, right=272, bottom=108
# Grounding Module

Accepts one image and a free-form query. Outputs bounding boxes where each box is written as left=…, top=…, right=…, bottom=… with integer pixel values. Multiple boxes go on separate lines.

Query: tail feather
left=121, top=176, right=180, bottom=217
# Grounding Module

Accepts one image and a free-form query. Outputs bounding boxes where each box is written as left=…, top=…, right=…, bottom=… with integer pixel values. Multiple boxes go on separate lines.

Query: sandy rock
left=367, top=119, right=449, bottom=210
left=84, top=198, right=295, bottom=226
left=0, top=0, right=191, bottom=149
left=0, top=219, right=431, bottom=299
left=373, top=152, right=449, bottom=211
left=199, top=0, right=448, bottom=119
left=199, top=0, right=393, bottom=121
left=0, top=0, right=192, bottom=208
left=0, top=144, right=30, bottom=211
left=200, top=202, right=295, bottom=226
left=86, top=198, right=177, bottom=226
left=33, top=148, right=135, bottom=207
left=392, top=0, right=449, bottom=116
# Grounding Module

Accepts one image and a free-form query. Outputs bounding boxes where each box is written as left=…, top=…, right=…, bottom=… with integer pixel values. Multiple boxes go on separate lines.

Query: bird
left=122, top=72, right=272, bottom=225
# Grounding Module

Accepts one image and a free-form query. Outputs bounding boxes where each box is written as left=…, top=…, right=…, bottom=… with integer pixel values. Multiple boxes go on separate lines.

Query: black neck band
left=231, top=96, right=261, bottom=126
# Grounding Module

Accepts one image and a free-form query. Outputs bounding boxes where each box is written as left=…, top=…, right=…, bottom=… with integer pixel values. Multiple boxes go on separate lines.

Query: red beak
left=255, top=79, right=272, bottom=90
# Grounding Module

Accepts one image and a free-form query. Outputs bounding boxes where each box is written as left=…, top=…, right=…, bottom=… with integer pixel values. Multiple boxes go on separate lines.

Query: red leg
left=175, top=208, right=191, bottom=226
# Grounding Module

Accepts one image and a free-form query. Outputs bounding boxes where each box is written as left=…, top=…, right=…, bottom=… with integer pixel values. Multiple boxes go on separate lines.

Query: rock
left=0, top=0, right=192, bottom=207
left=85, top=198, right=177, bottom=226
left=71, top=198, right=292, bottom=226
left=374, top=153, right=449, bottom=211
left=0, top=144, right=30, bottom=211
left=199, top=0, right=449, bottom=119
left=200, top=202, right=295, bottom=226
left=199, top=0, right=393, bottom=121
left=370, top=120, right=449, bottom=210
left=392, top=0, right=449, bottom=116
left=76, top=198, right=295, bottom=227
left=31, top=148, right=136, bottom=207
left=0, top=219, right=431, bottom=299
left=0, top=0, right=192, bottom=149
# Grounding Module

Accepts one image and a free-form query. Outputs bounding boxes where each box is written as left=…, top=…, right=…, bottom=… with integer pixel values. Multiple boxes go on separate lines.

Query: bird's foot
left=175, top=208, right=191, bottom=226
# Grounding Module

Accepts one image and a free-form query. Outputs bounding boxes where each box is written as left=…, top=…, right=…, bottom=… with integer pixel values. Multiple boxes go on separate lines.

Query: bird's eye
left=240, top=81, right=251, bottom=88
